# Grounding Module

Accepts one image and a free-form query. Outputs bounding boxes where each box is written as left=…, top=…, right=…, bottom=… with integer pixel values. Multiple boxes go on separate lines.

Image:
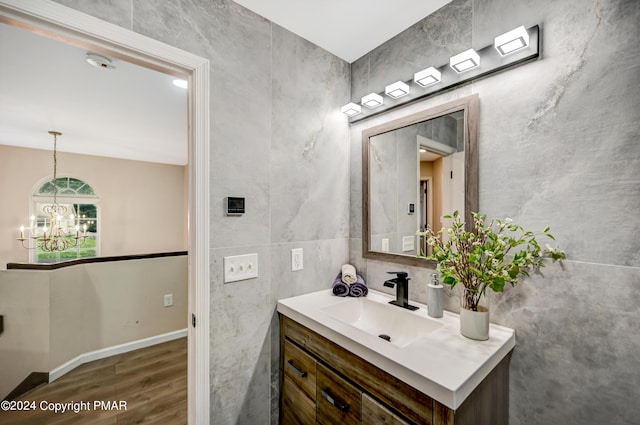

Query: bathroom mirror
left=362, top=94, right=479, bottom=267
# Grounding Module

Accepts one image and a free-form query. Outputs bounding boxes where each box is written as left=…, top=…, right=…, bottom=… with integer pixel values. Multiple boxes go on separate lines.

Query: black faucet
left=383, top=272, right=419, bottom=311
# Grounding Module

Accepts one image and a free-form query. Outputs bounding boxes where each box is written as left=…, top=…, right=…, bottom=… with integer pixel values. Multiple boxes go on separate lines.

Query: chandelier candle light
left=17, top=131, right=88, bottom=252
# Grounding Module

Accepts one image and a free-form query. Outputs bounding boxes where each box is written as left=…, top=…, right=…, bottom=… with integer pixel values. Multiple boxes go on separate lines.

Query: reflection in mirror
left=363, top=94, right=478, bottom=268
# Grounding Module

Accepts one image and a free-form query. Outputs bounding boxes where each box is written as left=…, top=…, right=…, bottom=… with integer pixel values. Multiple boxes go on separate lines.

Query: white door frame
left=0, top=1, right=210, bottom=423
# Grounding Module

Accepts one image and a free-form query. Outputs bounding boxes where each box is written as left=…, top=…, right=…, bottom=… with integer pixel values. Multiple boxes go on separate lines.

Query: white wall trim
left=49, top=328, right=188, bottom=383
left=0, top=1, right=210, bottom=423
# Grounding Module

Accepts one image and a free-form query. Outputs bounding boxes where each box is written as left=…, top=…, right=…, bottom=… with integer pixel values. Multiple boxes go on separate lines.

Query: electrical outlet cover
left=291, top=248, right=303, bottom=271
left=382, top=238, right=390, bottom=252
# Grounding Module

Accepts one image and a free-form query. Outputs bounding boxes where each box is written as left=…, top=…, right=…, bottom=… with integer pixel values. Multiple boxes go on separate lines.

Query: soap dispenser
left=427, top=273, right=443, bottom=318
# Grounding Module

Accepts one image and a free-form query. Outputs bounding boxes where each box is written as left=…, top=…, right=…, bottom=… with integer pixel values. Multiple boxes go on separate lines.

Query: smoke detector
left=85, top=53, right=115, bottom=70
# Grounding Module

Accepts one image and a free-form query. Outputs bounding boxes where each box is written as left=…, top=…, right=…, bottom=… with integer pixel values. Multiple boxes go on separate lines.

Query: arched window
left=32, top=177, right=99, bottom=263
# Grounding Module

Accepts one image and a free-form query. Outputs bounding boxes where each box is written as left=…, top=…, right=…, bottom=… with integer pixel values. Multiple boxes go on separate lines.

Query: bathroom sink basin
left=321, top=297, right=443, bottom=348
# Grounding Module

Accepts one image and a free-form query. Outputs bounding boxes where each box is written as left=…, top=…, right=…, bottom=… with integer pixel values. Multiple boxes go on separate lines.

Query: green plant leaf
left=442, top=275, right=457, bottom=287
left=508, top=265, right=520, bottom=279
left=491, top=277, right=505, bottom=292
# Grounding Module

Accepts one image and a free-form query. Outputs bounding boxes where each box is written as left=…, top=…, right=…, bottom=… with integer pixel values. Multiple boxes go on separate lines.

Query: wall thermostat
left=225, top=197, right=245, bottom=216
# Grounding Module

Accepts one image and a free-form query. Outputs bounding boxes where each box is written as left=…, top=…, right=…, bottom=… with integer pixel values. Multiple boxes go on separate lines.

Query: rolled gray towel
left=341, top=264, right=357, bottom=285
left=332, top=274, right=349, bottom=297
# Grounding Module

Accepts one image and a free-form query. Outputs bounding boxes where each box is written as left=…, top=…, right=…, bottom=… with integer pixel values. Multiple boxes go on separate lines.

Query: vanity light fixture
left=449, top=49, right=480, bottom=73
left=361, top=93, right=384, bottom=109
left=341, top=102, right=362, bottom=117
left=414, top=67, right=441, bottom=87
left=345, top=24, right=539, bottom=122
left=494, top=26, right=530, bottom=56
left=385, top=81, right=410, bottom=99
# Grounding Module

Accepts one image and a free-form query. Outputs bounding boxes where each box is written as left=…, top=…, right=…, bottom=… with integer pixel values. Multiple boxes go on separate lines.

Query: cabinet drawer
left=362, top=393, right=410, bottom=425
left=284, top=340, right=317, bottom=401
left=316, top=364, right=361, bottom=425
left=282, top=376, right=315, bottom=425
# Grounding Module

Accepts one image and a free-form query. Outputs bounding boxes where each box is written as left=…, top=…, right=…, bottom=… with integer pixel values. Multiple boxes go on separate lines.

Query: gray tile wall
left=52, top=1, right=350, bottom=424
left=350, top=0, right=640, bottom=423
left=48, top=0, right=640, bottom=423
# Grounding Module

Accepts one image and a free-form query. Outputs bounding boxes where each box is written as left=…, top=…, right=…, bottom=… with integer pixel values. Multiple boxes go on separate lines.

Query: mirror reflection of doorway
left=419, top=179, right=431, bottom=256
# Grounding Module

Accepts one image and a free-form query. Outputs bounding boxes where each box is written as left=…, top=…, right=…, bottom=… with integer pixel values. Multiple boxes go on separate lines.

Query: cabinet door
left=284, top=340, right=317, bottom=401
left=316, top=364, right=361, bottom=425
left=362, top=393, right=411, bottom=425
left=282, top=376, right=315, bottom=425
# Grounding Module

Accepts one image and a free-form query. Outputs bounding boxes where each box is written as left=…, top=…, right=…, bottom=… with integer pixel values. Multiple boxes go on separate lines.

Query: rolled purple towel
left=349, top=275, right=368, bottom=297
left=332, top=274, right=349, bottom=297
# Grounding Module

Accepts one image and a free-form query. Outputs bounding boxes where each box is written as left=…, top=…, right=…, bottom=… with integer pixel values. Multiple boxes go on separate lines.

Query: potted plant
left=417, top=211, right=565, bottom=340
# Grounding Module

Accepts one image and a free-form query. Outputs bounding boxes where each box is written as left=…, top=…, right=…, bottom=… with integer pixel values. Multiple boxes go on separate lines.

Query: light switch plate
left=164, top=293, right=173, bottom=307
left=402, top=235, right=415, bottom=252
left=224, top=253, right=259, bottom=283
left=291, top=248, right=303, bottom=271
left=381, top=238, right=390, bottom=252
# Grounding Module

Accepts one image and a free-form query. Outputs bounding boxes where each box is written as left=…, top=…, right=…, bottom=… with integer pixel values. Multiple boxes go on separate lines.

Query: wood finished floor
left=0, top=337, right=187, bottom=425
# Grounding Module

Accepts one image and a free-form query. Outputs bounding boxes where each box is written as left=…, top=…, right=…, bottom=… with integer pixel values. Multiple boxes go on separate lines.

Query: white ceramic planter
left=459, top=307, right=490, bottom=340
left=460, top=288, right=490, bottom=340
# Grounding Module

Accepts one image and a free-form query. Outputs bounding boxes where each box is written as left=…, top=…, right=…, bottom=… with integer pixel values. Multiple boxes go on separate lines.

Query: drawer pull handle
left=321, top=387, right=350, bottom=412
left=287, top=360, right=307, bottom=378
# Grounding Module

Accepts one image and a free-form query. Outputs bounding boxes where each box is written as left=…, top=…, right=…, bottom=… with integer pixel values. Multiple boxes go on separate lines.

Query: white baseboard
left=49, top=328, right=188, bottom=383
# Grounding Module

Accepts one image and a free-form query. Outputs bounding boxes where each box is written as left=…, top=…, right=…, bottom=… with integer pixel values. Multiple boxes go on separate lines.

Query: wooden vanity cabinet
left=282, top=340, right=316, bottom=425
left=362, top=393, right=411, bottom=425
left=317, top=363, right=361, bottom=425
left=282, top=376, right=315, bottom=425
left=279, top=314, right=511, bottom=425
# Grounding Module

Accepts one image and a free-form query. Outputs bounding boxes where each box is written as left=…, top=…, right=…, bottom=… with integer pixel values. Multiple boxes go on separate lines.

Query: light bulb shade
left=341, top=102, right=362, bottom=116
left=414, top=67, right=442, bottom=87
left=385, top=81, right=410, bottom=99
left=173, top=79, right=188, bottom=88
left=450, top=49, right=480, bottom=73
left=494, top=26, right=530, bottom=56
left=361, top=93, right=384, bottom=109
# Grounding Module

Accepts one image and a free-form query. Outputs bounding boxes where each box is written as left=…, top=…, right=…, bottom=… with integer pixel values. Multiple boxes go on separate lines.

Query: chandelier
left=17, top=131, right=87, bottom=252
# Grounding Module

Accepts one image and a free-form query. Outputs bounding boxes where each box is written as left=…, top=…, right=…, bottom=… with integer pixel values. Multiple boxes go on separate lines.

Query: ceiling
left=232, top=0, right=452, bottom=63
left=0, top=1, right=451, bottom=165
left=0, top=23, right=188, bottom=165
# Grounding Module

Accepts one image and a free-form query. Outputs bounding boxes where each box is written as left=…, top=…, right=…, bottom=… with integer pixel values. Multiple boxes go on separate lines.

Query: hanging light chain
left=17, top=131, right=87, bottom=253
left=49, top=130, right=61, bottom=206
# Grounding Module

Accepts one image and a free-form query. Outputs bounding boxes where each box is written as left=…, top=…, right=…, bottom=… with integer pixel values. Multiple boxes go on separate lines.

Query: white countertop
left=277, top=289, right=515, bottom=410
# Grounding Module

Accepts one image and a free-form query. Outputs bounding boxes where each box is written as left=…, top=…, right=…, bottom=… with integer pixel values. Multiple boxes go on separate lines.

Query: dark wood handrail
left=6, top=251, right=188, bottom=270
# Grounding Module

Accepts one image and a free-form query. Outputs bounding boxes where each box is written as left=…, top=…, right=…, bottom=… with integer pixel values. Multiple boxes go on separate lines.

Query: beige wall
left=0, top=144, right=187, bottom=268
left=441, top=152, right=465, bottom=222
left=420, top=161, right=433, bottom=181
left=0, top=270, right=49, bottom=400
left=0, top=255, right=187, bottom=399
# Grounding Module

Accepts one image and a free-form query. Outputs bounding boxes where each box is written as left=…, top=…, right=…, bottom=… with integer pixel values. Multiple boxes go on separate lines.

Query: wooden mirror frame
left=362, top=94, right=479, bottom=268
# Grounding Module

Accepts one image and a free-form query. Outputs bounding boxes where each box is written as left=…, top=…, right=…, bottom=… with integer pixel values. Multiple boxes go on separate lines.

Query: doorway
left=0, top=1, right=210, bottom=423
